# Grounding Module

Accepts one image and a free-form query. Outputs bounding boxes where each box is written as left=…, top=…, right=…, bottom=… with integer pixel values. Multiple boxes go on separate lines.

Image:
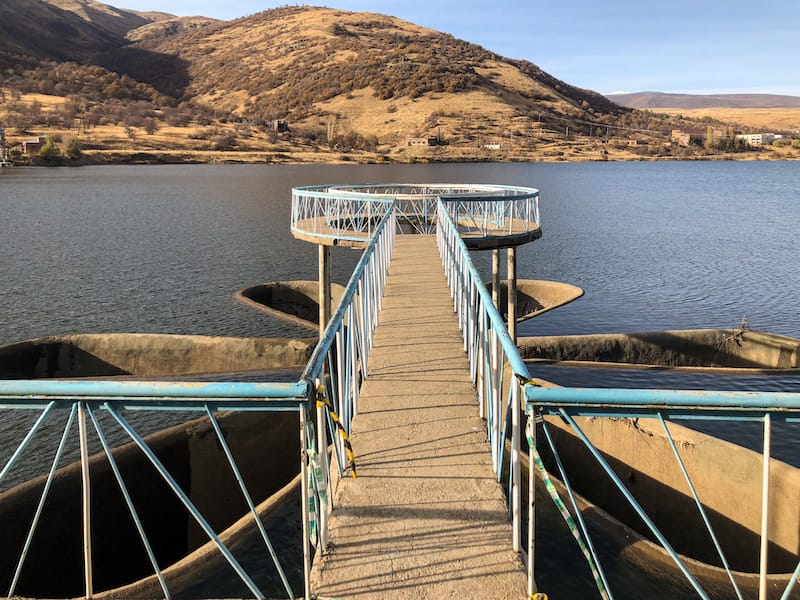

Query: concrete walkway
left=310, top=235, right=527, bottom=599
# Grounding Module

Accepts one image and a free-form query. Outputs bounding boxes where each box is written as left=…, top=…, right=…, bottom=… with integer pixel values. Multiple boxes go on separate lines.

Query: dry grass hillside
left=651, top=107, right=800, bottom=133
left=1, top=2, right=797, bottom=163
left=133, top=6, right=625, bottom=145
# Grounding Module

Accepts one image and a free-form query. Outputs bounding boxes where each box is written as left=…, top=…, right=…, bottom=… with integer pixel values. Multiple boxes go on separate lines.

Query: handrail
left=435, top=198, right=530, bottom=558
left=292, top=183, right=540, bottom=243
left=297, top=204, right=396, bottom=584
left=524, top=381, right=800, bottom=600
left=301, top=207, right=396, bottom=386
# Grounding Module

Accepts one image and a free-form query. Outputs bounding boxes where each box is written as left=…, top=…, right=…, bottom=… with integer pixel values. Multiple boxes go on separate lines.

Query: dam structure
left=0, top=184, right=798, bottom=600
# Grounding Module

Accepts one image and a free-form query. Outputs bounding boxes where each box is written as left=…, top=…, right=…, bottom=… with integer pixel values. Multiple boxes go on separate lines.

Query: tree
left=143, top=117, right=159, bottom=135
left=38, top=138, right=62, bottom=165
left=65, top=138, right=82, bottom=159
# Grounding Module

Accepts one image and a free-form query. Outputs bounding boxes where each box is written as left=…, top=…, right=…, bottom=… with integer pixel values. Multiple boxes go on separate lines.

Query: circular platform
left=291, top=183, right=541, bottom=249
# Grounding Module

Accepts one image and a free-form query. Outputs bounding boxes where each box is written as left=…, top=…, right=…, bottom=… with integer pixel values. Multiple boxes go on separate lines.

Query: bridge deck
left=310, top=235, right=527, bottom=598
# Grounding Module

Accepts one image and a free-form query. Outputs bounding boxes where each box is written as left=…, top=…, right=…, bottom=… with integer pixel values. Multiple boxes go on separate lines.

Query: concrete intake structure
left=519, top=328, right=800, bottom=371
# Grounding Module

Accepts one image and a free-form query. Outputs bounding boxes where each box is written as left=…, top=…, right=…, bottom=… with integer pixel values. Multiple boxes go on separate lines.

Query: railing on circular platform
left=291, top=183, right=541, bottom=249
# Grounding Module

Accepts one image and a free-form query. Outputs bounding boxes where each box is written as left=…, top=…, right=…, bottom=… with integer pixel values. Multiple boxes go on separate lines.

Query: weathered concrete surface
left=311, top=235, right=527, bottom=599
left=236, top=280, right=346, bottom=330
left=0, top=333, right=316, bottom=378
left=520, top=329, right=800, bottom=371
left=487, top=279, right=584, bottom=323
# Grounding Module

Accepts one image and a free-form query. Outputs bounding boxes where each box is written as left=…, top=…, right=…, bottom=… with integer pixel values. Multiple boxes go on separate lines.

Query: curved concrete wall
left=520, top=329, right=800, bottom=370
left=236, top=280, right=346, bottom=330
left=0, top=333, right=316, bottom=379
left=487, top=279, right=584, bottom=323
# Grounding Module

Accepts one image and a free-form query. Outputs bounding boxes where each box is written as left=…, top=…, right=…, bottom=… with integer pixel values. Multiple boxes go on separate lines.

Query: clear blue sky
left=117, top=0, right=800, bottom=96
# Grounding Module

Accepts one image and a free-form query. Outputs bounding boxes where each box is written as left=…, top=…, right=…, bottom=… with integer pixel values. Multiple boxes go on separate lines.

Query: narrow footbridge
left=0, top=184, right=798, bottom=600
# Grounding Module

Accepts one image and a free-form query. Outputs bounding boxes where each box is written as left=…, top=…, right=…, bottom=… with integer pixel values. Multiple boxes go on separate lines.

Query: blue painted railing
left=297, top=207, right=396, bottom=594
left=0, top=382, right=308, bottom=599
left=436, top=199, right=530, bottom=555
left=524, top=384, right=800, bottom=600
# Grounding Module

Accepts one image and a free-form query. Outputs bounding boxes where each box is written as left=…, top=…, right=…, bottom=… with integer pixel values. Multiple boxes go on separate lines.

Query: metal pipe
left=9, top=405, right=77, bottom=597
left=319, top=244, right=331, bottom=336
left=507, top=246, right=517, bottom=343
left=511, top=381, right=521, bottom=552
left=527, top=416, right=536, bottom=597
left=0, top=380, right=307, bottom=403
left=87, top=406, right=170, bottom=600
left=106, top=406, right=265, bottom=599
left=300, top=405, right=312, bottom=600
left=205, top=407, right=295, bottom=598
left=0, top=402, right=55, bottom=484
left=759, top=413, right=771, bottom=600
left=560, top=409, right=709, bottom=599
left=525, top=386, right=800, bottom=413
left=78, top=401, right=93, bottom=599
left=492, top=249, right=500, bottom=310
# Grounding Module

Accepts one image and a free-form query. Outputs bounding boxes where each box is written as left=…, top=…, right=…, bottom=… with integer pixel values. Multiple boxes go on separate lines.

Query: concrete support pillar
left=492, top=249, right=500, bottom=310
left=507, top=246, right=517, bottom=343
left=318, top=244, right=331, bottom=336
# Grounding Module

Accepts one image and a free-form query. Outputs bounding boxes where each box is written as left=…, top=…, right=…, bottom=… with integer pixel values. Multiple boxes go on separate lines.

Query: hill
left=1, top=2, right=796, bottom=163
left=607, top=91, right=800, bottom=109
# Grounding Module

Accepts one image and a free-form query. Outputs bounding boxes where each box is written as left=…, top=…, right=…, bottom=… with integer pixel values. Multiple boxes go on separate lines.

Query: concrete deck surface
left=310, top=235, right=527, bottom=599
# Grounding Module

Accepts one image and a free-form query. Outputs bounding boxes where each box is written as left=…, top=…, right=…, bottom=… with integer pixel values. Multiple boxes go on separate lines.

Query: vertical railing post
left=759, top=412, right=771, bottom=600
left=527, top=407, right=536, bottom=596
left=300, top=405, right=312, bottom=600
left=315, top=383, right=329, bottom=552
left=492, top=249, right=501, bottom=310
left=78, top=401, right=93, bottom=599
left=512, top=380, right=521, bottom=552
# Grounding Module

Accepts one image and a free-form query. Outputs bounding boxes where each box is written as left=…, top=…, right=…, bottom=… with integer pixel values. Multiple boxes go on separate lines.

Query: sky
left=115, top=0, right=800, bottom=97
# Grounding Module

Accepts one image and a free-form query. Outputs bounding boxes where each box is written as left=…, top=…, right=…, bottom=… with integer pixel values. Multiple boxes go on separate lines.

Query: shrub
left=65, top=138, right=82, bottom=159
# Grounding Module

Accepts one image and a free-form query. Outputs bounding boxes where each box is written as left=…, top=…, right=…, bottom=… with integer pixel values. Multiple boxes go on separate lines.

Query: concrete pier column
left=507, top=247, right=517, bottom=343
left=318, top=245, right=331, bottom=336
left=492, top=249, right=500, bottom=310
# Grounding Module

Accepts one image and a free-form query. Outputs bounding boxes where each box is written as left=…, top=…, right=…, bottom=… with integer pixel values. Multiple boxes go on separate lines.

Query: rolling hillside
left=2, top=1, right=795, bottom=163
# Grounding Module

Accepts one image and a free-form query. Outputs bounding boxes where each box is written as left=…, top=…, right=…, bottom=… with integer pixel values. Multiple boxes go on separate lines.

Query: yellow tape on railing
left=316, top=385, right=357, bottom=479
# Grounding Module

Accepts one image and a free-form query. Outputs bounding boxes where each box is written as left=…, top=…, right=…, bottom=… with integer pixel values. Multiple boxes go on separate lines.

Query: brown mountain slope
left=7, top=2, right=779, bottom=163
left=0, top=0, right=123, bottom=62
left=129, top=6, right=626, bottom=143
left=43, top=0, right=170, bottom=37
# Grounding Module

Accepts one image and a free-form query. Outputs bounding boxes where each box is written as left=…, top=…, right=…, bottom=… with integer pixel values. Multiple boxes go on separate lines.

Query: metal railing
left=435, top=199, right=530, bottom=552
left=524, top=386, right=800, bottom=600
left=298, top=206, right=396, bottom=590
left=291, top=185, right=392, bottom=244
left=0, top=380, right=308, bottom=600
left=440, top=190, right=539, bottom=239
left=292, top=184, right=540, bottom=244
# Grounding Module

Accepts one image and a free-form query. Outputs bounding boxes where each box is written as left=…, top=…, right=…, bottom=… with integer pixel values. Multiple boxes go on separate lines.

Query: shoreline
left=4, top=148, right=798, bottom=167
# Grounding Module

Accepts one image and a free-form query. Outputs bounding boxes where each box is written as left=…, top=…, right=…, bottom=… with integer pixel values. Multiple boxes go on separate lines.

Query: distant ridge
left=607, top=91, right=800, bottom=109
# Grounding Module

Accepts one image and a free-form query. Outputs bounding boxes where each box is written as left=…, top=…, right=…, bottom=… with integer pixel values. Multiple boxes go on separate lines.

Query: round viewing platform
left=291, top=183, right=541, bottom=249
